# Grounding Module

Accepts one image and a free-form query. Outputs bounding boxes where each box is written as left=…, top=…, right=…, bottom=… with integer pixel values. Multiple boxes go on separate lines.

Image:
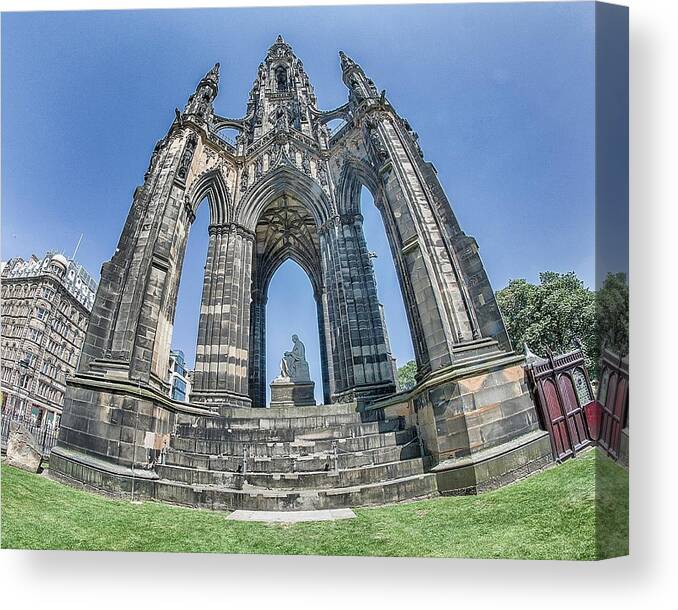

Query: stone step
left=164, top=441, right=422, bottom=473
left=193, top=411, right=378, bottom=431
left=156, top=457, right=428, bottom=490
left=198, top=402, right=361, bottom=420
left=153, top=472, right=438, bottom=511
left=173, top=419, right=402, bottom=443
left=169, top=428, right=417, bottom=457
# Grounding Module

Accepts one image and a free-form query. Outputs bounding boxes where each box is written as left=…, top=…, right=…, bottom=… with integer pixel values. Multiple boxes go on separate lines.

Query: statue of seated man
left=279, top=334, right=310, bottom=382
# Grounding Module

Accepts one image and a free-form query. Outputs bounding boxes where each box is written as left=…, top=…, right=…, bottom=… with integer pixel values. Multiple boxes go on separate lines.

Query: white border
left=1, top=1, right=676, bottom=608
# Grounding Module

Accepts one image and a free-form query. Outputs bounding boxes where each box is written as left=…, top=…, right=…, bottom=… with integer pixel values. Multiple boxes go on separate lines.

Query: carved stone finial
left=200, top=62, right=220, bottom=91
left=339, top=50, right=355, bottom=71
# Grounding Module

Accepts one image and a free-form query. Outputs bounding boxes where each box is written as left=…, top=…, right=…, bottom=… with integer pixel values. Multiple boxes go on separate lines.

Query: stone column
left=320, top=214, right=396, bottom=404
left=316, top=292, right=331, bottom=406
left=247, top=290, right=267, bottom=408
left=192, top=223, right=254, bottom=408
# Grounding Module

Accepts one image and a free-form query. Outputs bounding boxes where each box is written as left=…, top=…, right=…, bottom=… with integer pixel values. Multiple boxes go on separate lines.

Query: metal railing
left=0, top=414, right=59, bottom=456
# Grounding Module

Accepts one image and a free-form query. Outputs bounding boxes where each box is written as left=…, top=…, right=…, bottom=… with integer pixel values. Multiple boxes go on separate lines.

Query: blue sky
left=1, top=3, right=597, bottom=402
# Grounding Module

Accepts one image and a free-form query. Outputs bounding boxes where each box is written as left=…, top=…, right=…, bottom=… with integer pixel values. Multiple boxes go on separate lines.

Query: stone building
left=51, top=37, right=552, bottom=507
left=1, top=252, right=97, bottom=428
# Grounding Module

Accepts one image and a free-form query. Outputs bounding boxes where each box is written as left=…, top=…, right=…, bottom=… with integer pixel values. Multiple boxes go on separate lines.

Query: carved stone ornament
left=177, top=132, right=198, bottom=180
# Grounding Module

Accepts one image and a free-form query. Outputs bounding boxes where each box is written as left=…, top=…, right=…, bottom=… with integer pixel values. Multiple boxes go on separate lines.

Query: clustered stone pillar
left=248, top=290, right=267, bottom=408
left=319, top=214, right=396, bottom=403
left=192, top=223, right=254, bottom=408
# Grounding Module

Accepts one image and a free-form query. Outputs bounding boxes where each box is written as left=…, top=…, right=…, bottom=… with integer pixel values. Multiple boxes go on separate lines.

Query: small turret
left=339, top=51, right=379, bottom=108
left=183, top=63, right=220, bottom=122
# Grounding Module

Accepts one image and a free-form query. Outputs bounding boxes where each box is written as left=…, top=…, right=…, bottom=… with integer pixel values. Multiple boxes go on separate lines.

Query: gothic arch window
left=275, top=65, right=288, bottom=92
left=598, top=368, right=611, bottom=406
left=572, top=367, right=593, bottom=406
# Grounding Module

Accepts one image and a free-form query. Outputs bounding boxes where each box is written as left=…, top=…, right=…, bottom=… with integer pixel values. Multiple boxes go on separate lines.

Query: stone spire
left=200, top=62, right=221, bottom=94
left=183, top=63, right=220, bottom=121
left=243, top=35, right=321, bottom=144
left=338, top=50, right=356, bottom=71
left=339, top=50, right=379, bottom=109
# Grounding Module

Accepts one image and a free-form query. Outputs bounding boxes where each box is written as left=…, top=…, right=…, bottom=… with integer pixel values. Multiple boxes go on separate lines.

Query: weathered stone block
left=5, top=422, right=43, bottom=473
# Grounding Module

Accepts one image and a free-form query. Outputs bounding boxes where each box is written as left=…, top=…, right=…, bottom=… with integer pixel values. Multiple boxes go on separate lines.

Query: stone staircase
left=154, top=403, right=437, bottom=511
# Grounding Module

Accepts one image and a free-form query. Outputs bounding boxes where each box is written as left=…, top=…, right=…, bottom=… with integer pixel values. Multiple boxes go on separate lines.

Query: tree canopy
left=496, top=271, right=596, bottom=374
left=396, top=360, right=417, bottom=392
left=495, top=271, right=628, bottom=379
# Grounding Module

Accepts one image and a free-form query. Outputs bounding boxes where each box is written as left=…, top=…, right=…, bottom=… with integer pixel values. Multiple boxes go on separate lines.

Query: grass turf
left=0, top=448, right=628, bottom=559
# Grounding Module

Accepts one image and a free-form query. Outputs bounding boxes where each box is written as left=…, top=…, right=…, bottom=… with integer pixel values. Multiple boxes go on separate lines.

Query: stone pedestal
left=270, top=377, right=316, bottom=408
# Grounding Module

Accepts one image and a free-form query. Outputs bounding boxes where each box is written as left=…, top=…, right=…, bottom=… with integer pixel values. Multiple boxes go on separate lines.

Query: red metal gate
left=526, top=345, right=594, bottom=462
left=597, top=348, right=629, bottom=461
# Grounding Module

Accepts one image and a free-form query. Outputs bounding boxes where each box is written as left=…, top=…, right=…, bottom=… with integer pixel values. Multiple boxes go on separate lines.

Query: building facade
left=1, top=252, right=97, bottom=427
left=167, top=349, right=191, bottom=402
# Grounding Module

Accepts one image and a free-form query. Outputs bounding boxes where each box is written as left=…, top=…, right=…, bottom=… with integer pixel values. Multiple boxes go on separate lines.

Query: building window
left=171, top=378, right=187, bottom=402
left=29, top=328, right=44, bottom=344
left=35, top=307, right=48, bottom=321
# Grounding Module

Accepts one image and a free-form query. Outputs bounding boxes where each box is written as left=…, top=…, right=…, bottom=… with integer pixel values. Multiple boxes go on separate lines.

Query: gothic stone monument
left=270, top=334, right=316, bottom=407
left=50, top=37, right=551, bottom=508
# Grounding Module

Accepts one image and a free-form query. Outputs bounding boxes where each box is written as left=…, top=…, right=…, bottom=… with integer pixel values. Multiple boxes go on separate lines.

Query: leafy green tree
left=595, top=272, right=629, bottom=357
left=496, top=271, right=597, bottom=375
left=396, top=360, right=417, bottom=391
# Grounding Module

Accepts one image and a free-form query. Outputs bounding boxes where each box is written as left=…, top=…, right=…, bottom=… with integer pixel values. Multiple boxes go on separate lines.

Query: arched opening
left=265, top=259, right=323, bottom=405
left=359, top=186, right=415, bottom=389
left=214, top=126, right=240, bottom=147
left=326, top=118, right=347, bottom=137
left=169, top=196, right=211, bottom=401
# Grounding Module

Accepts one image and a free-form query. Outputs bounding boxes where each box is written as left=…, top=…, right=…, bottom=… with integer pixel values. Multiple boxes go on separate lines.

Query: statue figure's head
left=292, top=334, right=299, bottom=342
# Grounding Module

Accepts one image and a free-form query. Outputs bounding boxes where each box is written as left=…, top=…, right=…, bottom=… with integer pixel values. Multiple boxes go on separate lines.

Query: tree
left=496, top=271, right=597, bottom=375
left=595, top=272, right=629, bottom=357
left=396, top=360, right=417, bottom=391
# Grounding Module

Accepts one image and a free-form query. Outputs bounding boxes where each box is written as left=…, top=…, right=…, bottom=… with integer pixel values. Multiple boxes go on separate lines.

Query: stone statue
left=278, top=334, right=310, bottom=382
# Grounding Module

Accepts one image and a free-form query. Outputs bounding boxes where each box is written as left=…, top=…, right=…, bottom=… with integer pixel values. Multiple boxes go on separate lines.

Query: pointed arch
left=335, top=155, right=384, bottom=216
left=236, top=164, right=333, bottom=230
left=185, top=167, right=232, bottom=225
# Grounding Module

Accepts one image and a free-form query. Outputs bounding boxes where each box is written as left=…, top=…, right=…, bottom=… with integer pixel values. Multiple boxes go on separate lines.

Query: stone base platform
left=50, top=401, right=437, bottom=511
left=270, top=378, right=316, bottom=408
left=431, top=429, right=552, bottom=494
left=49, top=344, right=554, bottom=510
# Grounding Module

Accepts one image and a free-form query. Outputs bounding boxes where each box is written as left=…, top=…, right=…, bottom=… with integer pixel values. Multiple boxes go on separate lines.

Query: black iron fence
left=0, top=414, right=59, bottom=456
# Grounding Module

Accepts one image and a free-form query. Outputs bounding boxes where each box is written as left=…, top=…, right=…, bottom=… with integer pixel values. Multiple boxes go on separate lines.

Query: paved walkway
left=226, top=508, right=357, bottom=523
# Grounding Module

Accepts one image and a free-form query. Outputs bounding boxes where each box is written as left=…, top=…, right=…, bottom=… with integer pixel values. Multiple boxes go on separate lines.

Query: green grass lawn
left=0, top=448, right=628, bottom=560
